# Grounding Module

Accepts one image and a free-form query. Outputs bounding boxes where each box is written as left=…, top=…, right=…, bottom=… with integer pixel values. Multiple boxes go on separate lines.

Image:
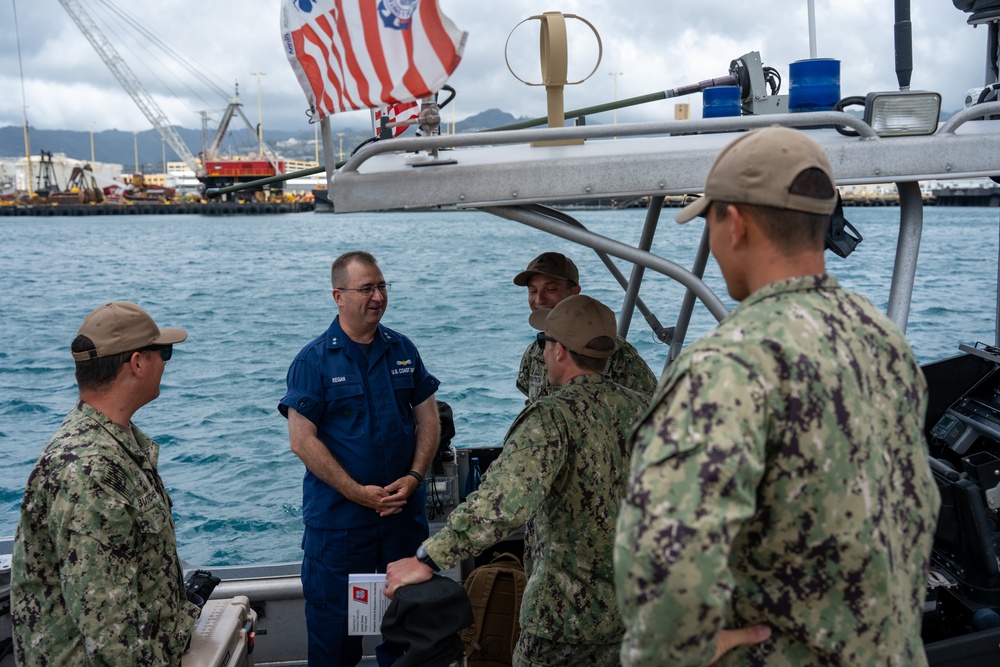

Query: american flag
left=374, top=101, right=421, bottom=138
left=281, top=0, right=467, bottom=117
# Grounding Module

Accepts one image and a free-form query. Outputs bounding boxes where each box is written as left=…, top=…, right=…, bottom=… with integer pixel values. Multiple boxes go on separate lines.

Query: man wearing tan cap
left=615, top=127, right=940, bottom=666
left=385, top=295, right=649, bottom=667
left=11, top=302, right=199, bottom=666
left=513, top=251, right=657, bottom=404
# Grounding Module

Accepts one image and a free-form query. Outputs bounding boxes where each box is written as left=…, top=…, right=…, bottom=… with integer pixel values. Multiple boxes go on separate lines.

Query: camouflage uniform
left=425, top=373, right=649, bottom=665
left=11, top=400, right=200, bottom=666
left=615, top=275, right=941, bottom=667
left=516, top=334, right=657, bottom=404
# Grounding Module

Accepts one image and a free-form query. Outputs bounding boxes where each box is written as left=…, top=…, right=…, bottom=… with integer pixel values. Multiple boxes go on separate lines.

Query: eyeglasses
left=137, top=344, right=173, bottom=361
left=335, top=282, right=391, bottom=296
left=535, top=332, right=558, bottom=350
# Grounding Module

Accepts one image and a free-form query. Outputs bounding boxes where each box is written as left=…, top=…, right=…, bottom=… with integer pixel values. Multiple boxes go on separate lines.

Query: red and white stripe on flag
left=374, top=101, right=420, bottom=138
left=280, top=0, right=467, bottom=118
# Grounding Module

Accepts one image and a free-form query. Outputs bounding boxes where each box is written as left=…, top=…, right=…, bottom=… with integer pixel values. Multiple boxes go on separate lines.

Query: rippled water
left=1, top=206, right=997, bottom=565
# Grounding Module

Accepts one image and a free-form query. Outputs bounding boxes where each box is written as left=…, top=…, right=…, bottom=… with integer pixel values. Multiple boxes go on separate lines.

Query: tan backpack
left=459, top=552, right=528, bottom=667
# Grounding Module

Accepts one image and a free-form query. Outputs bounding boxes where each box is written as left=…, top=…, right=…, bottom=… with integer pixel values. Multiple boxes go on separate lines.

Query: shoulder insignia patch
left=102, top=463, right=130, bottom=499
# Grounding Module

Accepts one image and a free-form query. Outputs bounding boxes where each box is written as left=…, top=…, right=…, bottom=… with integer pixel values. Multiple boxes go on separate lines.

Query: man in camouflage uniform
left=513, top=252, right=657, bottom=403
left=385, top=295, right=649, bottom=666
left=11, top=302, right=200, bottom=666
left=615, top=127, right=941, bottom=666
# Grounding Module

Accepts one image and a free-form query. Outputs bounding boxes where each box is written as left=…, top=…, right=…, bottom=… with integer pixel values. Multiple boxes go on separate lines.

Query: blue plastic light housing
left=702, top=86, right=741, bottom=118
left=788, top=59, right=841, bottom=113
left=863, top=91, right=941, bottom=136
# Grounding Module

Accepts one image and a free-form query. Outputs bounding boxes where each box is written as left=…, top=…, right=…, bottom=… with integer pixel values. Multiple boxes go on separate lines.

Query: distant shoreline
left=0, top=200, right=314, bottom=216
left=3, top=190, right=999, bottom=216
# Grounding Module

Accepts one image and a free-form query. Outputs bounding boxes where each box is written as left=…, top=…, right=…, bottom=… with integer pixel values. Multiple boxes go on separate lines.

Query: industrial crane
left=205, top=85, right=283, bottom=174
left=58, top=0, right=203, bottom=176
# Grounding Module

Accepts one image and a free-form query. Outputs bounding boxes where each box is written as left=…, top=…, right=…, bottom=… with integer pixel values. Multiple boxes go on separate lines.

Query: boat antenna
left=807, top=0, right=818, bottom=59
left=12, top=0, right=33, bottom=197
left=894, top=0, right=913, bottom=90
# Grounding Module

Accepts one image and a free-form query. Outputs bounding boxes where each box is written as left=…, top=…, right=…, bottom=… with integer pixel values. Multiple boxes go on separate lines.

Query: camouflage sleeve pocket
left=133, top=499, right=169, bottom=535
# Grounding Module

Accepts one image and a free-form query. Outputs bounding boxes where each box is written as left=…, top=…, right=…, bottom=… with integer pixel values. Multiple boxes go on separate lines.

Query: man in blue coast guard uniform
left=279, top=250, right=440, bottom=666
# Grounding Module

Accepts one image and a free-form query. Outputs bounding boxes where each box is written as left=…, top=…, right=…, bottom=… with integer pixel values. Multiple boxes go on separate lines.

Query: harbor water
left=1, top=207, right=998, bottom=566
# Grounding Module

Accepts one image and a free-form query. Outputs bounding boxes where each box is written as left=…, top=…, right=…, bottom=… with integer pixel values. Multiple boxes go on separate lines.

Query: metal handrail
left=937, top=101, right=1000, bottom=134
left=337, top=111, right=878, bottom=175
left=483, top=204, right=730, bottom=322
left=206, top=110, right=879, bottom=198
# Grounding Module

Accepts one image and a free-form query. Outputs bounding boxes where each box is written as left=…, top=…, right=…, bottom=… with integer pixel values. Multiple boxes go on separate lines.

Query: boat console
left=923, top=345, right=1000, bottom=662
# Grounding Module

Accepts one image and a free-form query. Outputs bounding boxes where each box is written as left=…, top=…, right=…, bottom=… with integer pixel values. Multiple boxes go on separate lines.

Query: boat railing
left=332, top=105, right=1000, bottom=346
left=336, top=110, right=880, bottom=175
left=332, top=106, right=1000, bottom=359
left=937, top=101, right=1000, bottom=134
left=333, top=111, right=882, bottom=361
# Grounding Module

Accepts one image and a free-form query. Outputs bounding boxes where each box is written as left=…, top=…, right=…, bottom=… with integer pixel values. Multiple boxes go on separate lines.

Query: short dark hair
left=568, top=335, right=615, bottom=373
left=72, top=335, right=132, bottom=391
left=331, top=251, right=378, bottom=289
left=713, top=168, right=833, bottom=254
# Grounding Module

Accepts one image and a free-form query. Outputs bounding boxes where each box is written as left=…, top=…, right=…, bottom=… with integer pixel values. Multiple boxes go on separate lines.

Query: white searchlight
left=863, top=90, right=942, bottom=137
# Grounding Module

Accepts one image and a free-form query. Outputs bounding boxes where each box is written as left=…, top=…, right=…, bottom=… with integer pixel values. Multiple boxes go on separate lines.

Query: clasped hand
left=354, top=475, right=420, bottom=517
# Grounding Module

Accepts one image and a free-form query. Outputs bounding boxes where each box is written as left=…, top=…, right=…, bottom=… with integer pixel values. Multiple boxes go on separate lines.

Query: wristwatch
left=415, top=545, right=441, bottom=572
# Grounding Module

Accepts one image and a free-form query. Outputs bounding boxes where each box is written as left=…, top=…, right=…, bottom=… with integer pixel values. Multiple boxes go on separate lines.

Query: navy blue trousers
left=302, top=514, right=428, bottom=666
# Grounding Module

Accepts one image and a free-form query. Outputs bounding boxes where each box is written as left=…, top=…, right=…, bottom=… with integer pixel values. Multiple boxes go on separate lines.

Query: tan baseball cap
left=72, top=302, right=187, bottom=361
left=513, top=252, right=580, bottom=286
left=676, top=126, right=838, bottom=223
left=528, top=294, right=617, bottom=358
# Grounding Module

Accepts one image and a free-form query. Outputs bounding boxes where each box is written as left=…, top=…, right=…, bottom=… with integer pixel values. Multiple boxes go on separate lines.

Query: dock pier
left=0, top=201, right=316, bottom=216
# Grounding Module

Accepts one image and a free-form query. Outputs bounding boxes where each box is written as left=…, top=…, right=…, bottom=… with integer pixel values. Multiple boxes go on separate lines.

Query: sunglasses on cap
left=535, top=332, right=558, bottom=350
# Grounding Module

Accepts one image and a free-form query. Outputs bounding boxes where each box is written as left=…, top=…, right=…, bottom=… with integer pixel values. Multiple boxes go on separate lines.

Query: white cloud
left=0, top=0, right=989, bottom=137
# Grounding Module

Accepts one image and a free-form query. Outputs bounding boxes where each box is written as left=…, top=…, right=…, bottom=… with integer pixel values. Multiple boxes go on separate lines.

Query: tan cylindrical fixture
left=505, top=12, right=602, bottom=147
left=540, top=12, right=569, bottom=131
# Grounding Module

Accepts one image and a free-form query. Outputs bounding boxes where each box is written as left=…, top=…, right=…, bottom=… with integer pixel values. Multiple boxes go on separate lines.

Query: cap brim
left=154, top=327, right=188, bottom=345
left=675, top=195, right=710, bottom=223
left=512, top=270, right=534, bottom=286
left=514, top=269, right=574, bottom=286
left=528, top=308, right=551, bottom=331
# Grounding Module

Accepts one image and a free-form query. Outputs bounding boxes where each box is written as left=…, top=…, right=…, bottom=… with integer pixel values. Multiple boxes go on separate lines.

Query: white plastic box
left=183, top=595, right=257, bottom=667
left=348, top=573, right=390, bottom=635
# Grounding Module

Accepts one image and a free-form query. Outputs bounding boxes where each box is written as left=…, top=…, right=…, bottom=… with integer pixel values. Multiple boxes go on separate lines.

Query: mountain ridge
left=0, top=108, right=527, bottom=171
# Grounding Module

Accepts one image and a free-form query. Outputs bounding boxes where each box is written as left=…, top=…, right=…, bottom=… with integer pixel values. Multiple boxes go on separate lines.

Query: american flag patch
left=103, top=464, right=129, bottom=498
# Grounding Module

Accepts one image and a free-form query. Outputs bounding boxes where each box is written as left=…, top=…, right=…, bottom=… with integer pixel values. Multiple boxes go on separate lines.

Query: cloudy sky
left=0, top=0, right=990, bottom=138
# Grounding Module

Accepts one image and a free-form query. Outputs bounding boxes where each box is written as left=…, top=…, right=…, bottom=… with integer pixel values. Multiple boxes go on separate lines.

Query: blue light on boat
left=702, top=86, right=741, bottom=118
left=788, top=58, right=841, bottom=113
